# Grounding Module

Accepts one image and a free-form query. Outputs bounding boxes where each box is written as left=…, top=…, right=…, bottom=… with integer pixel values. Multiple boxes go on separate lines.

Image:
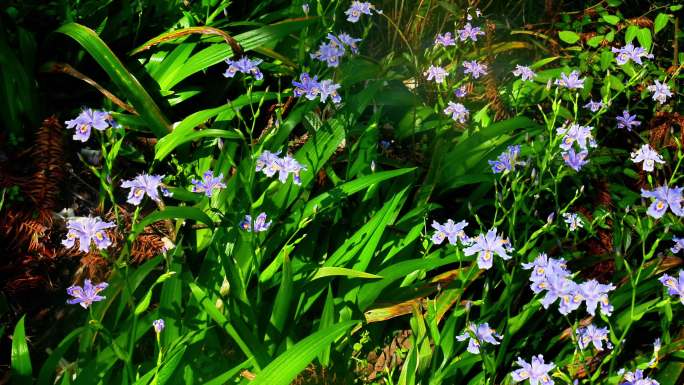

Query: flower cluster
left=562, top=212, right=583, bottom=231
left=62, top=216, right=116, bottom=253
left=512, top=65, right=536, bottom=81
left=240, top=212, right=272, bottom=232
left=434, top=32, right=456, bottom=48
left=557, top=123, right=596, bottom=171
left=457, top=23, right=485, bottom=42
left=443, top=102, right=469, bottom=123
left=224, top=56, right=263, bottom=80
left=153, top=319, right=165, bottom=333
left=121, top=173, right=167, bottom=206
left=255, top=150, right=307, bottom=185
left=463, top=60, right=488, bottom=79
left=510, top=355, right=555, bottom=385
left=659, top=270, right=684, bottom=304
left=344, top=1, right=380, bottom=23
left=463, top=228, right=514, bottom=270
left=67, top=279, right=108, bottom=309
left=576, top=324, right=611, bottom=351
left=292, top=73, right=342, bottom=104
left=583, top=99, right=604, bottom=112
left=424, top=65, right=448, bottom=83
left=65, top=108, right=117, bottom=142
left=612, top=43, right=653, bottom=66
left=630, top=144, right=664, bottom=172
left=522, top=253, right=615, bottom=316
left=555, top=70, right=585, bottom=90
left=647, top=80, right=673, bottom=105
left=616, top=110, right=641, bottom=131
left=640, top=185, right=684, bottom=219
left=488, top=145, right=524, bottom=174
left=191, top=170, right=226, bottom=197
left=456, top=322, right=502, bottom=354
left=430, top=219, right=468, bottom=245
left=618, top=369, right=659, bottom=385
left=311, top=33, right=362, bottom=67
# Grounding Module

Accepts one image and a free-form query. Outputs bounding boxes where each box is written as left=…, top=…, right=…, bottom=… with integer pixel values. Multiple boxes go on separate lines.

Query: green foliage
left=2, top=1, right=683, bottom=385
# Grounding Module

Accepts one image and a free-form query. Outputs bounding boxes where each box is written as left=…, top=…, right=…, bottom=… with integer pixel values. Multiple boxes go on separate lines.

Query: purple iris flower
left=539, top=272, right=575, bottom=313
left=153, top=319, right=165, bottom=333
left=619, top=369, right=659, bottom=385
left=224, top=56, right=263, bottom=80
left=513, top=65, right=536, bottom=81
left=434, top=32, right=456, bottom=47
left=562, top=148, right=589, bottom=171
left=641, top=185, right=684, bottom=219
left=671, top=237, right=684, bottom=254
left=293, top=73, right=321, bottom=100
left=431, top=219, right=469, bottom=245
left=191, top=170, right=226, bottom=197
left=557, top=123, right=596, bottom=151
left=554, top=70, right=585, bottom=90
left=65, top=108, right=113, bottom=142
left=277, top=155, right=307, bottom=185
left=462, top=60, right=487, bottom=79
left=424, top=65, right=448, bottom=83
left=311, top=41, right=345, bottom=67
left=630, top=144, right=664, bottom=172
left=659, top=270, right=684, bottom=304
left=647, top=80, right=673, bottom=105
left=510, top=355, right=555, bottom=385
left=456, top=322, right=502, bottom=354
left=577, top=324, right=611, bottom=351
left=454, top=85, right=468, bottom=98
left=319, top=79, right=342, bottom=104
left=240, top=212, right=272, bottom=232
left=583, top=99, right=604, bottom=112
left=579, top=279, right=615, bottom=316
left=337, top=33, right=362, bottom=54
left=612, top=43, right=653, bottom=65
left=457, top=23, right=485, bottom=42
left=62, top=216, right=116, bottom=253
left=311, top=35, right=347, bottom=67
left=121, top=173, right=165, bottom=206
left=522, top=253, right=570, bottom=293
left=443, top=102, right=469, bottom=123
left=67, top=279, right=108, bottom=309
left=463, top=228, right=513, bottom=270
left=562, top=212, right=583, bottom=231
left=489, top=145, right=523, bottom=174
left=616, top=110, right=641, bottom=131
left=345, top=1, right=377, bottom=23
left=256, top=150, right=282, bottom=177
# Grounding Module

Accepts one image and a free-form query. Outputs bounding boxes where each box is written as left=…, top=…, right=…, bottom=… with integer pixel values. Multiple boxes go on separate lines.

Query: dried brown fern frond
left=24, top=116, right=65, bottom=211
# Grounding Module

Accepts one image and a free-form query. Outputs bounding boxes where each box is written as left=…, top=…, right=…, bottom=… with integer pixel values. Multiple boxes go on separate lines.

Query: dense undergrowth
left=1, top=0, right=683, bottom=384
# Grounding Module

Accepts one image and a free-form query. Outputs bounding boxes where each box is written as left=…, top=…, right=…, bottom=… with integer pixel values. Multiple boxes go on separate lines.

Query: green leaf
left=636, top=28, right=652, bottom=51
left=154, top=92, right=275, bottom=161
left=267, top=253, right=293, bottom=345
left=204, top=358, right=253, bottom=385
left=250, top=321, right=357, bottom=385
left=587, top=35, right=604, bottom=48
left=654, top=13, right=670, bottom=34
left=558, top=31, right=580, bottom=44
left=11, top=316, right=32, bottom=385
left=132, top=206, right=213, bottom=237
left=55, top=23, right=170, bottom=137
left=312, top=267, right=383, bottom=280
left=602, top=14, right=620, bottom=25
left=152, top=345, right=187, bottom=385
left=188, top=282, right=269, bottom=368
left=625, top=25, right=639, bottom=43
